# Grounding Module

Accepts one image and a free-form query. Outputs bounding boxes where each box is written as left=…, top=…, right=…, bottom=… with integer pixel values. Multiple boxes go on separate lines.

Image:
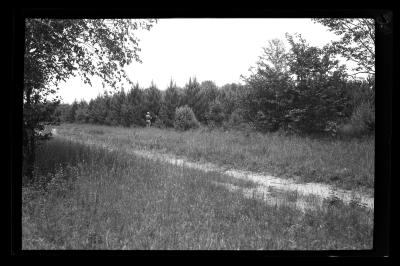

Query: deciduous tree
left=23, top=18, right=156, bottom=180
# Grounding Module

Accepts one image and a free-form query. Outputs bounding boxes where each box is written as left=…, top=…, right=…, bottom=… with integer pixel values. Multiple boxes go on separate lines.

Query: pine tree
left=88, top=94, right=109, bottom=125
left=126, top=83, right=146, bottom=126
left=107, top=90, right=126, bottom=126
left=67, top=100, right=78, bottom=123
left=144, top=81, right=162, bottom=121
left=75, top=100, right=89, bottom=123
left=162, top=79, right=181, bottom=127
left=182, top=77, right=205, bottom=122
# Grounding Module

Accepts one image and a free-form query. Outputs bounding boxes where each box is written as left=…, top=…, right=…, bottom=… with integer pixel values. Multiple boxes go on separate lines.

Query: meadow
left=22, top=123, right=374, bottom=250
left=56, top=123, right=375, bottom=193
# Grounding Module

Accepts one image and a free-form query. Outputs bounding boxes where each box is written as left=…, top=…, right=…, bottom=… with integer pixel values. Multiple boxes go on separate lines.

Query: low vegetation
left=174, top=105, right=200, bottom=131
left=22, top=137, right=373, bottom=250
left=56, top=124, right=374, bottom=194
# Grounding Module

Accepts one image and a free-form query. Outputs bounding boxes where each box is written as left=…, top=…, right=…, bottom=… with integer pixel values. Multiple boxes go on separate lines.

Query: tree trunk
left=23, top=86, right=35, bottom=182
left=24, top=128, right=36, bottom=181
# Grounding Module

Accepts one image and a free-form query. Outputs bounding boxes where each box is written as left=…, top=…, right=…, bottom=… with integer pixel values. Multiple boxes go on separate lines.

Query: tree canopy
left=312, top=18, right=375, bottom=78
left=25, top=19, right=156, bottom=92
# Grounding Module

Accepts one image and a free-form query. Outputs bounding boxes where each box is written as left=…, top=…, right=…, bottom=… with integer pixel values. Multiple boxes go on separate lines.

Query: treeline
left=56, top=79, right=246, bottom=128
left=57, top=34, right=375, bottom=138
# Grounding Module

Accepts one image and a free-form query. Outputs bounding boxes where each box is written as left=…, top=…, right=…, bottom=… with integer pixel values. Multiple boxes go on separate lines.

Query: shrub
left=350, top=101, right=375, bottom=132
left=228, top=108, right=246, bottom=126
left=324, top=121, right=339, bottom=137
left=156, top=104, right=174, bottom=128
left=153, top=116, right=167, bottom=129
left=336, top=123, right=362, bottom=138
left=223, top=108, right=254, bottom=132
left=253, top=110, right=280, bottom=133
left=337, top=101, right=375, bottom=138
left=205, top=100, right=225, bottom=127
left=74, top=108, right=89, bottom=124
left=174, top=105, right=200, bottom=131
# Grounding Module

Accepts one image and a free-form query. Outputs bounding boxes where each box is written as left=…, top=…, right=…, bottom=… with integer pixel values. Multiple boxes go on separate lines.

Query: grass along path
left=23, top=135, right=373, bottom=249
left=55, top=123, right=375, bottom=194
left=52, top=127, right=374, bottom=210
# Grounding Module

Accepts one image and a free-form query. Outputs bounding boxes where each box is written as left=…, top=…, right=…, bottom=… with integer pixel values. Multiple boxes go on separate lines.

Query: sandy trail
left=52, top=128, right=374, bottom=211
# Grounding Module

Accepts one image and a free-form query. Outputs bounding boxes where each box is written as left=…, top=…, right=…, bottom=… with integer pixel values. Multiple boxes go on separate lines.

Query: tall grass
left=22, top=137, right=373, bottom=250
left=56, top=123, right=374, bottom=192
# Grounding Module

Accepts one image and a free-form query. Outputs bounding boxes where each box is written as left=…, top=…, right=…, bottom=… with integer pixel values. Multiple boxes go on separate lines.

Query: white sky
left=57, top=18, right=346, bottom=104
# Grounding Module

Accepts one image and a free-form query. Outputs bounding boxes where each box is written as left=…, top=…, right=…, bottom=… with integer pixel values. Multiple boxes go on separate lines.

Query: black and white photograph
left=12, top=9, right=392, bottom=254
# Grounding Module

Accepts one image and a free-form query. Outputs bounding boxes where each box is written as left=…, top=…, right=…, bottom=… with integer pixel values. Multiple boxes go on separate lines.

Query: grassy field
left=22, top=136, right=373, bottom=250
left=55, top=123, right=375, bottom=193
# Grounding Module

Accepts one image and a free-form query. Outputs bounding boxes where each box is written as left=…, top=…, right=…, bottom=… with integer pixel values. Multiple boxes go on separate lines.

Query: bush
left=205, top=100, right=225, bottom=127
left=223, top=108, right=254, bottom=132
left=228, top=108, right=246, bottom=126
left=156, top=105, right=174, bottom=128
left=324, top=121, right=340, bottom=137
left=153, top=116, right=167, bottom=129
left=174, top=105, right=200, bottom=131
left=336, top=123, right=362, bottom=139
left=337, top=101, right=375, bottom=138
left=350, top=101, right=375, bottom=132
left=74, top=108, right=89, bottom=124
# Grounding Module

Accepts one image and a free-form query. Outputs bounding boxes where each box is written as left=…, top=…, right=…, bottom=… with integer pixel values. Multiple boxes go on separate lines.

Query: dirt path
left=52, top=128, right=374, bottom=211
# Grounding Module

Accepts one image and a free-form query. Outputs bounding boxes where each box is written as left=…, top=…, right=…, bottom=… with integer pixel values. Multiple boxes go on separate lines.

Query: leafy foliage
left=241, top=34, right=352, bottom=135
left=174, top=105, right=200, bottom=131
left=312, top=18, right=375, bottom=77
left=205, top=100, right=225, bottom=127
left=339, top=100, right=375, bottom=138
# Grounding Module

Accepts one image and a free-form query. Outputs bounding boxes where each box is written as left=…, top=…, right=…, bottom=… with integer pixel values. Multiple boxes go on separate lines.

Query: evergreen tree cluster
left=60, top=79, right=228, bottom=129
